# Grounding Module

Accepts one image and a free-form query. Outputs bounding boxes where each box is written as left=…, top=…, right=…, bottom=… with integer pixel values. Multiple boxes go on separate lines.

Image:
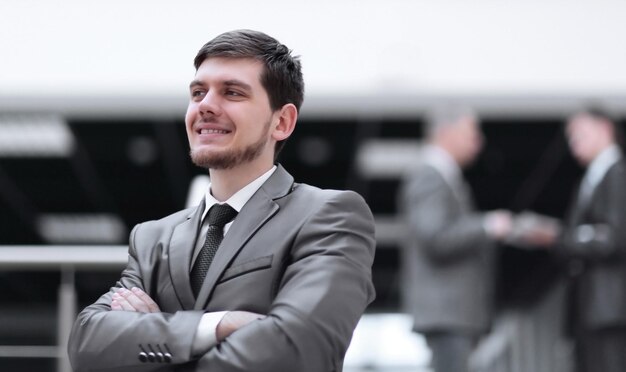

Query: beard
left=190, top=119, right=271, bottom=170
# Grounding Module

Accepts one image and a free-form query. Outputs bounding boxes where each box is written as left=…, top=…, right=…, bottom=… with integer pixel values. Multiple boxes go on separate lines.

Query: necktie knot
left=207, top=204, right=238, bottom=227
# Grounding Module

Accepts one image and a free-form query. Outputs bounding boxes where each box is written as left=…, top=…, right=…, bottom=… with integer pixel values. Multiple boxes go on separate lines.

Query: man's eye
left=225, top=90, right=242, bottom=97
left=191, top=90, right=205, bottom=98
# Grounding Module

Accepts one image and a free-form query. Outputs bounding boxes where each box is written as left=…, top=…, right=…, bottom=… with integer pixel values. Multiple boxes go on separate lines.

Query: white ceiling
left=1, top=0, right=626, bottom=115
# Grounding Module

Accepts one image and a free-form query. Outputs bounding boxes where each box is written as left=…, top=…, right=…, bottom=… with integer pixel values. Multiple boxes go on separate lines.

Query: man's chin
left=189, top=135, right=268, bottom=171
left=190, top=150, right=236, bottom=170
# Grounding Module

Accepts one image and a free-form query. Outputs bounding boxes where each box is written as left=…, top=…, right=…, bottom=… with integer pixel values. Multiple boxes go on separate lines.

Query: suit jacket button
left=164, top=353, right=172, bottom=363
left=147, top=352, right=156, bottom=362
left=138, top=352, right=148, bottom=363
left=156, top=352, right=164, bottom=363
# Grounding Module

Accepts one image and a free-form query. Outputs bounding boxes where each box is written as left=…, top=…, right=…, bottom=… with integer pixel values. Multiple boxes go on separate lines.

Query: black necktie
left=190, top=203, right=238, bottom=297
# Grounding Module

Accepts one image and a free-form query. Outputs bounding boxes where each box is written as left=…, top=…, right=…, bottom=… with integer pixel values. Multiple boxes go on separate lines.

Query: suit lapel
left=573, top=157, right=623, bottom=224
left=569, top=181, right=587, bottom=226
left=193, top=165, right=294, bottom=310
left=426, top=164, right=470, bottom=211
left=169, top=204, right=203, bottom=310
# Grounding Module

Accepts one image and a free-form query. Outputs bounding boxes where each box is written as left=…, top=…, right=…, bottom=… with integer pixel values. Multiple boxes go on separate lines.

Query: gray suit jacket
left=68, top=165, right=376, bottom=372
left=397, top=163, right=494, bottom=334
left=559, top=159, right=626, bottom=331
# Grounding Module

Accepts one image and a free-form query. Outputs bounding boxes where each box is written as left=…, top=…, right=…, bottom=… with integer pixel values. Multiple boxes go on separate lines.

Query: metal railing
left=0, top=245, right=128, bottom=372
left=470, top=281, right=574, bottom=372
left=2, top=245, right=575, bottom=372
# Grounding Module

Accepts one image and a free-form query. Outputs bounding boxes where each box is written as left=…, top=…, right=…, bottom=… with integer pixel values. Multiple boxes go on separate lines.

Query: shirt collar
left=201, top=165, right=277, bottom=221
left=421, top=144, right=462, bottom=185
left=583, top=144, right=621, bottom=190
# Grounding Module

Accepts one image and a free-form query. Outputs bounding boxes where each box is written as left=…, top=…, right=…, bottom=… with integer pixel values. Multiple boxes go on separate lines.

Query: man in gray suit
left=68, top=30, right=376, bottom=372
left=559, top=107, right=626, bottom=372
left=397, top=105, right=512, bottom=372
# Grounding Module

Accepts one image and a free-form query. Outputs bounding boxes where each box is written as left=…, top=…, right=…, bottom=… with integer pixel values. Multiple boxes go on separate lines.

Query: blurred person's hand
left=111, top=287, right=161, bottom=313
left=512, top=213, right=561, bottom=248
left=484, top=210, right=513, bottom=241
left=518, top=224, right=560, bottom=247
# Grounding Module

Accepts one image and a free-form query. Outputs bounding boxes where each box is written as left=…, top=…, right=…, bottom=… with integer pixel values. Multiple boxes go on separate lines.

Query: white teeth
left=200, top=128, right=229, bottom=134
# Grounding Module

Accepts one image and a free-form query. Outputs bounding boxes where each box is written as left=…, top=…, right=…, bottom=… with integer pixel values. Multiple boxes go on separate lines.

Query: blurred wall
left=1, top=0, right=626, bottom=117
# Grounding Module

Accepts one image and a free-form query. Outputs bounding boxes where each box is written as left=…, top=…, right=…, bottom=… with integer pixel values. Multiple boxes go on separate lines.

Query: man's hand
left=484, top=210, right=514, bottom=241
left=216, top=311, right=266, bottom=341
left=518, top=224, right=560, bottom=248
left=110, top=287, right=160, bottom=313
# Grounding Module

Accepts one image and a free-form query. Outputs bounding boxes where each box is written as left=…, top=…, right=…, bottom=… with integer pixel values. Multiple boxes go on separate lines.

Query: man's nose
left=198, top=91, right=222, bottom=116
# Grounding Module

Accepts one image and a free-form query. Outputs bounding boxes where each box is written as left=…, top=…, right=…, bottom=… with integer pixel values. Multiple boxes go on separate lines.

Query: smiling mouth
left=198, top=128, right=231, bottom=135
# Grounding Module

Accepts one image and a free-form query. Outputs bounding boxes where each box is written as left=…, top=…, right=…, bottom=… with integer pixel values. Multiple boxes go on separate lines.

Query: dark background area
left=0, top=114, right=615, bottom=370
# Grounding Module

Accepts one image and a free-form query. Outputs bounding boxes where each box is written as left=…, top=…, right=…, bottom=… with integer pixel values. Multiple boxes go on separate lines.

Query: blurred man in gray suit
left=397, top=105, right=512, bottom=372
left=559, top=107, right=626, bottom=372
left=68, top=29, right=376, bottom=372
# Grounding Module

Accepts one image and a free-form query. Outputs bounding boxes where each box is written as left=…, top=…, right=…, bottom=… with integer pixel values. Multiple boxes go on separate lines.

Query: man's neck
left=588, top=142, right=617, bottom=166
left=429, top=141, right=463, bottom=168
left=209, top=161, right=275, bottom=202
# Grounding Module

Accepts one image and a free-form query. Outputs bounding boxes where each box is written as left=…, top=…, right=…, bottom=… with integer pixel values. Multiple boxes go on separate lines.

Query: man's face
left=452, top=116, right=483, bottom=167
left=185, top=57, right=277, bottom=170
left=566, top=114, right=611, bottom=166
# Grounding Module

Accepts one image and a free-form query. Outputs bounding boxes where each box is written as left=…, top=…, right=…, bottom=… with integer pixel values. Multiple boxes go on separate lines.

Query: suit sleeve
left=67, top=224, right=205, bottom=372
left=400, top=168, right=490, bottom=264
left=559, top=165, right=626, bottom=261
left=186, top=191, right=376, bottom=372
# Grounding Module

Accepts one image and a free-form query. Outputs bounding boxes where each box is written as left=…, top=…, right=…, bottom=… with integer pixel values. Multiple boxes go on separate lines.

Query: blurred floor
left=344, top=313, right=432, bottom=372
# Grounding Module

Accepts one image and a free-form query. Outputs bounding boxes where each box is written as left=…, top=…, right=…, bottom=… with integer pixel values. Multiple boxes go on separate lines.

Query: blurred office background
left=1, top=1, right=626, bottom=371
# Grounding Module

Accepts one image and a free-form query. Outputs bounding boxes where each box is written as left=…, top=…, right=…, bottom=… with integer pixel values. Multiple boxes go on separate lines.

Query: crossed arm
left=110, top=287, right=263, bottom=345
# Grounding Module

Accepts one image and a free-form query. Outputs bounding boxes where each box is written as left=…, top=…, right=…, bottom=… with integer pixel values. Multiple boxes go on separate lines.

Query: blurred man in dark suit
left=559, top=107, right=626, bottom=372
left=397, top=105, right=512, bottom=372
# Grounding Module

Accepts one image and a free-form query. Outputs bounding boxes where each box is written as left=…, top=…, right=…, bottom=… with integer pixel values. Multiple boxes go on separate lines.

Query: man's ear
left=271, top=103, right=298, bottom=142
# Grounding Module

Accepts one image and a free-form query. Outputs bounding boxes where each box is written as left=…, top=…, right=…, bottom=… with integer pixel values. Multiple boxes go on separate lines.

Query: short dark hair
left=194, top=30, right=305, bottom=159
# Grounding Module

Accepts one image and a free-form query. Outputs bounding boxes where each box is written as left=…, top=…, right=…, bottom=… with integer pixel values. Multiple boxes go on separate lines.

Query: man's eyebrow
left=223, top=79, right=252, bottom=91
left=189, top=80, right=203, bottom=89
left=188, top=79, right=252, bottom=91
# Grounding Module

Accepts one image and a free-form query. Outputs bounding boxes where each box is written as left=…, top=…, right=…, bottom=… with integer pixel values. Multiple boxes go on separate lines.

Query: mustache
left=199, top=114, right=219, bottom=124
left=195, top=114, right=231, bottom=128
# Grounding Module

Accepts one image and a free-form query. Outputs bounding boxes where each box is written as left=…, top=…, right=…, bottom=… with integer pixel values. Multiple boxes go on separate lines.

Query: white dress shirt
left=191, top=166, right=277, bottom=266
left=578, top=144, right=621, bottom=207
left=192, top=165, right=277, bottom=355
left=420, top=144, right=463, bottom=192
